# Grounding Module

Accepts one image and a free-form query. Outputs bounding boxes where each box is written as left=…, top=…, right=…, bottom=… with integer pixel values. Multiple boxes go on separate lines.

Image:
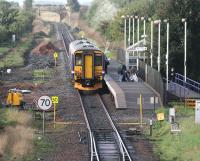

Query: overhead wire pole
left=182, top=18, right=187, bottom=82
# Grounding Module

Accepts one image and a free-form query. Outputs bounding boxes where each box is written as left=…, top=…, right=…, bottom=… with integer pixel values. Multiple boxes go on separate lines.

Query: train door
left=84, top=54, right=93, bottom=79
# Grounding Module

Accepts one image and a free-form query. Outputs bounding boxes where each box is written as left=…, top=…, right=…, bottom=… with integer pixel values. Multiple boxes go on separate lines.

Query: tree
left=0, top=25, right=7, bottom=43
left=0, top=1, right=19, bottom=26
left=23, top=0, right=32, bottom=10
left=67, top=0, right=80, bottom=12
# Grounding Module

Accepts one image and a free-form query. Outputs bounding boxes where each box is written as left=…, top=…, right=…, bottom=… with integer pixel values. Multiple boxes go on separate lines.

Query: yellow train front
left=69, top=39, right=105, bottom=90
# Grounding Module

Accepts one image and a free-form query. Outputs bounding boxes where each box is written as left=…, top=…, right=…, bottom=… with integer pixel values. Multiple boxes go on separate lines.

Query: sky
left=8, top=0, right=93, bottom=6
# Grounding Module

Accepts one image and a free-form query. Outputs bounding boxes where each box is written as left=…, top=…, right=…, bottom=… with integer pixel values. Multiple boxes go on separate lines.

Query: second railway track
left=78, top=91, right=134, bottom=161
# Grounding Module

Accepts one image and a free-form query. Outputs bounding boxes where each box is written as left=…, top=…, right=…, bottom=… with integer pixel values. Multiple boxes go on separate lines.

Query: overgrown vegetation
left=0, top=109, right=34, bottom=161
left=85, top=0, right=200, bottom=81
left=0, top=36, right=34, bottom=68
left=67, top=0, right=80, bottom=12
left=0, top=109, right=53, bottom=161
left=0, top=0, right=34, bottom=44
left=151, top=106, right=200, bottom=161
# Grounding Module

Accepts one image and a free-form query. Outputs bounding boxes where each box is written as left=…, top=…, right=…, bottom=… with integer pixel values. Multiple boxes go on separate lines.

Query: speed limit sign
left=37, top=96, right=52, bottom=111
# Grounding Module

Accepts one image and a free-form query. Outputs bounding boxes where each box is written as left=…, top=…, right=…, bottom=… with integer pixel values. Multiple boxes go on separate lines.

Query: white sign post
left=195, top=100, right=200, bottom=124
left=37, top=96, right=52, bottom=134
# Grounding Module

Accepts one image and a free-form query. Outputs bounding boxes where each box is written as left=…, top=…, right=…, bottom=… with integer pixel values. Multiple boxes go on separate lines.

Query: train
left=68, top=39, right=106, bottom=90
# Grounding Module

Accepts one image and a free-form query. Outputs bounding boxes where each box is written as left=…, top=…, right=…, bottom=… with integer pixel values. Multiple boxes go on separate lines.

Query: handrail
left=175, top=73, right=200, bottom=93
left=98, top=95, right=133, bottom=161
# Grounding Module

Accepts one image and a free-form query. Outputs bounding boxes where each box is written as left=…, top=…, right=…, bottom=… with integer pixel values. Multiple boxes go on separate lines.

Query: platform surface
left=105, top=60, right=162, bottom=109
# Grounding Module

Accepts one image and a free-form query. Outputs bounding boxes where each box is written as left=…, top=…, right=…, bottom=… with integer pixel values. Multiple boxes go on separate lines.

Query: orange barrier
left=185, top=99, right=196, bottom=108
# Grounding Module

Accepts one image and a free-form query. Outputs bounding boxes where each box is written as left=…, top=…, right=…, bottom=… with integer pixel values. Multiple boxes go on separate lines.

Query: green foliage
left=0, top=109, right=16, bottom=129
left=0, top=25, right=8, bottom=43
left=152, top=106, right=200, bottom=161
left=91, top=0, right=200, bottom=81
left=23, top=0, right=32, bottom=10
left=22, top=135, right=54, bottom=161
left=0, top=36, right=33, bottom=68
left=67, top=0, right=80, bottom=12
left=0, top=1, right=34, bottom=43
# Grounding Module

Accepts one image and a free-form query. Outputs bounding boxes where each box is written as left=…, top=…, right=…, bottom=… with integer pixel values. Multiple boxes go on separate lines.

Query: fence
left=138, top=60, right=164, bottom=102
left=117, top=48, right=125, bottom=64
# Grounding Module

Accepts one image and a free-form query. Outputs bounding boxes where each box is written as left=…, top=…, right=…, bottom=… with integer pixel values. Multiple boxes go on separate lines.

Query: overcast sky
left=8, top=0, right=93, bottom=6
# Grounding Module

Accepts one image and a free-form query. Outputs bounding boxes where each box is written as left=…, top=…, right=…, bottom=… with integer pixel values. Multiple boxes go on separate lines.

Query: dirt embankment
left=40, top=11, right=60, bottom=23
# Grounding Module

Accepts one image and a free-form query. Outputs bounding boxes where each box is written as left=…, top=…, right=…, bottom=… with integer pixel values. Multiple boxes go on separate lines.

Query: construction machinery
left=6, top=89, right=31, bottom=106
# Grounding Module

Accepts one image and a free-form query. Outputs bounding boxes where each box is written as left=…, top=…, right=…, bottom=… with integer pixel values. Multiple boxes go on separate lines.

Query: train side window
left=75, top=54, right=82, bottom=66
left=95, top=55, right=102, bottom=66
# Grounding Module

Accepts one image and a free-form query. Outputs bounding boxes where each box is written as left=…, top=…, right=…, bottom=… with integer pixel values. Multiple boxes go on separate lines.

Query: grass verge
left=0, top=36, right=33, bottom=68
left=0, top=47, right=10, bottom=57
left=33, top=69, right=53, bottom=84
left=151, top=105, right=200, bottom=161
left=0, top=108, right=53, bottom=161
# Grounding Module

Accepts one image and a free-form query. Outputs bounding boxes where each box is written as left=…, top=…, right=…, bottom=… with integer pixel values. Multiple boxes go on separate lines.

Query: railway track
left=78, top=91, right=133, bottom=161
left=57, top=23, right=135, bottom=161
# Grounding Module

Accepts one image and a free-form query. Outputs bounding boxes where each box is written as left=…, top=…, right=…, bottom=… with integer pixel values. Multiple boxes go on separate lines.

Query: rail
left=175, top=73, right=200, bottom=93
left=77, top=91, right=100, bottom=161
left=98, top=95, right=133, bottom=161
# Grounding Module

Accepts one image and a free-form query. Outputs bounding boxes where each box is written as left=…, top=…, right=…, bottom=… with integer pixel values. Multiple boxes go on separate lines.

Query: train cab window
left=95, top=55, right=102, bottom=66
left=75, top=54, right=82, bottom=66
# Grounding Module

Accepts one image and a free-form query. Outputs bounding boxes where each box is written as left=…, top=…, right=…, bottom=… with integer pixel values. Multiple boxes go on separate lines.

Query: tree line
left=95, top=0, right=200, bottom=81
left=0, top=0, right=34, bottom=45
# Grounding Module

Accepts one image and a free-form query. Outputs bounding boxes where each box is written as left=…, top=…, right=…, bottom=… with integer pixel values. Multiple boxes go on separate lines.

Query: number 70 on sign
left=52, top=96, right=59, bottom=104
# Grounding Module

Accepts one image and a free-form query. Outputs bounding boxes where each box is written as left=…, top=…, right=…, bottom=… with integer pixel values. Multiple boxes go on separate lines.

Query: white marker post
left=37, top=96, right=52, bottom=134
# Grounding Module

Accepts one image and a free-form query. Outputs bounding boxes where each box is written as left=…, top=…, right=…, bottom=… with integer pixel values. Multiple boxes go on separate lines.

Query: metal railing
left=175, top=73, right=200, bottom=93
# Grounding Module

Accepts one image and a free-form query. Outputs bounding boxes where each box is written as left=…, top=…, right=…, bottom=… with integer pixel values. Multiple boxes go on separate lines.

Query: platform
left=104, top=60, right=162, bottom=109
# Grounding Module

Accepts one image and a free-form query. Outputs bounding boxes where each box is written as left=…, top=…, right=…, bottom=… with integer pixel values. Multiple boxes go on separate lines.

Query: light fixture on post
left=135, top=16, right=140, bottom=43
left=131, top=15, right=135, bottom=46
left=148, top=18, right=154, bottom=68
left=154, top=20, right=161, bottom=72
left=182, top=18, right=187, bottom=82
left=121, top=15, right=128, bottom=68
left=164, top=19, right=169, bottom=90
left=127, top=15, right=131, bottom=46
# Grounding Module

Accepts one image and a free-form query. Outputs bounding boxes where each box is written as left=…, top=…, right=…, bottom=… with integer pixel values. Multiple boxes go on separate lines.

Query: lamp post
left=141, top=17, right=146, bottom=62
left=141, top=17, right=146, bottom=39
left=154, top=20, right=161, bottom=72
left=121, top=15, right=128, bottom=68
left=135, top=16, right=140, bottom=42
left=164, top=19, right=169, bottom=90
left=148, top=18, right=154, bottom=67
left=182, top=18, right=187, bottom=82
left=132, top=16, right=135, bottom=46
left=128, top=15, right=131, bottom=46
